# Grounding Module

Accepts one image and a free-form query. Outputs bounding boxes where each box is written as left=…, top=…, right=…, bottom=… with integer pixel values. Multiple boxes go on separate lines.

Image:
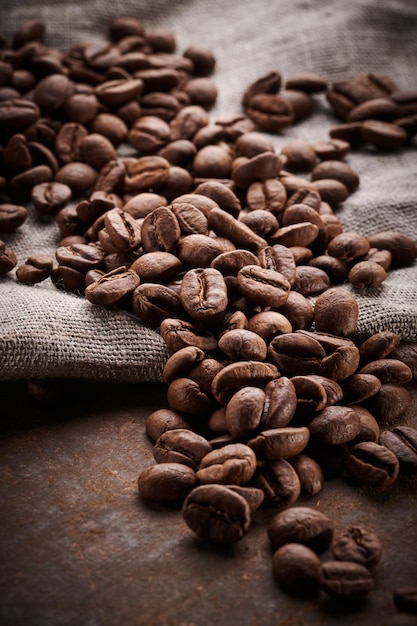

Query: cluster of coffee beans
left=1, top=17, right=417, bottom=617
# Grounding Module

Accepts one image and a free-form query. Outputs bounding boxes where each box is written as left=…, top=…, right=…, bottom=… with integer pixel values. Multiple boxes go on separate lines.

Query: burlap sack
left=1, top=0, right=416, bottom=383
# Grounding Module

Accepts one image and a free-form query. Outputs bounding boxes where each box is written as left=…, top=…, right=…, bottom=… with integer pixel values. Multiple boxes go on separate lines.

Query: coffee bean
left=248, top=426, right=310, bottom=461
left=138, top=462, right=197, bottom=505
left=318, top=560, right=374, bottom=597
left=314, top=287, right=359, bottom=336
left=272, top=543, right=321, bottom=596
left=331, top=525, right=382, bottom=567
left=0, top=239, right=18, bottom=274
left=196, top=443, right=257, bottom=485
left=0, top=203, right=28, bottom=231
left=254, top=458, right=301, bottom=509
left=288, top=454, right=324, bottom=496
left=145, top=408, right=191, bottom=442
left=16, top=254, right=53, bottom=284
left=309, top=406, right=361, bottom=446
left=84, top=266, right=140, bottom=306
left=379, top=426, right=417, bottom=473
left=179, top=267, right=228, bottom=323
left=153, top=428, right=212, bottom=469
left=182, top=484, right=251, bottom=544
left=344, top=441, right=400, bottom=489
left=268, top=506, right=334, bottom=552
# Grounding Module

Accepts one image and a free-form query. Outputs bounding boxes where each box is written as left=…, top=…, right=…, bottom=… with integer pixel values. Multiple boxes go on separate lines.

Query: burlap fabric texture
left=1, top=0, right=416, bottom=383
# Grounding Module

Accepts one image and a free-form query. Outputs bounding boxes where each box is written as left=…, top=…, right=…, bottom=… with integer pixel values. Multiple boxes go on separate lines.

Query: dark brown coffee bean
left=311, top=160, right=360, bottom=193
left=225, top=485, right=264, bottom=512
left=0, top=98, right=40, bottom=131
left=132, top=283, right=184, bottom=327
left=225, top=386, right=265, bottom=437
left=0, top=203, right=28, bottom=232
left=56, top=243, right=104, bottom=273
left=179, top=267, right=228, bottom=323
left=55, top=162, right=97, bottom=196
left=84, top=266, right=140, bottom=306
left=248, top=426, right=310, bottom=461
left=91, top=113, right=128, bottom=146
left=141, top=205, right=180, bottom=253
left=258, top=244, right=297, bottom=285
left=104, top=208, right=142, bottom=252
left=246, top=178, right=287, bottom=214
left=278, top=291, right=314, bottom=331
left=359, top=331, right=401, bottom=363
left=288, top=454, right=324, bottom=496
left=268, top=506, right=334, bottom=552
left=379, top=426, right=417, bottom=473
left=313, top=138, right=351, bottom=160
left=361, top=119, right=408, bottom=150
left=208, top=207, right=267, bottom=252
left=160, top=318, right=217, bottom=353
left=131, top=251, right=182, bottom=284
left=247, top=311, right=292, bottom=342
left=182, top=484, right=251, bottom=544
left=291, top=375, right=328, bottom=418
left=211, top=249, right=260, bottom=277
left=235, top=131, right=276, bottom=158
left=366, top=230, right=417, bottom=268
left=211, top=360, right=277, bottom=405
left=348, top=260, right=388, bottom=288
left=313, top=287, right=359, bottom=336
left=364, top=383, right=411, bottom=424
left=138, top=462, right=197, bottom=505
left=345, top=441, right=400, bottom=489
left=293, top=265, right=330, bottom=296
left=197, top=443, right=257, bottom=486
left=331, top=525, right=382, bottom=567
left=347, top=97, right=400, bottom=123
left=254, top=458, right=301, bottom=509
left=241, top=71, right=282, bottom=108
left=153, top=429, right=211, bottom=469
left=300, top=330, right=360, bottom=380
left=218, top=329, right=267, bottom=361
left=327, top=231, right=371, bottom=262
left=31, top=181, right=72, bottom=215
left=280, top=89, right=315, bottom=122
left=167, top=377, right=211, bottom=417
left=240, top=209, right=279, bottom=238
left=272, top=543, right=321, bottom=596
left=237, top=265, right=291, bottom=307
left=306, top=375, right=344, bottom=407
left=359, top=359, right=413, bottom=385
left=145, top=408, right=191, bottom=442
left=342, top=374, right=381, bottom=404
left=162, top=346, right=204, bottom=385
left=268, top=332, right=325, bottom=377
left=0, top=240, right=18, bottom=274
left=318, top=560, right=374, bottom=597
left=169, top=104, right=209, bottom=140
left=269, top=222, right=319, bottom=248
left=309, top=406, right=361, bottom=446
left=124, top=156, right=171, bottom=193
left=351, top=406, right=380, bottom=444
left=170, top=201, right=208, bottom=236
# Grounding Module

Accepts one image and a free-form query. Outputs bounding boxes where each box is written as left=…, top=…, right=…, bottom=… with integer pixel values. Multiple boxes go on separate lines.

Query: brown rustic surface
left=1, top=380, right=416, bottom=626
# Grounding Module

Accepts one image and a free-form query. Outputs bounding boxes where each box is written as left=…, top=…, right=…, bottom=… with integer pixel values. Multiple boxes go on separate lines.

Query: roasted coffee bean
left=291, top=375, right=328, bottom=418
left=278, top=290, right=314, bottom=331
left=131, top=251, right=182, bottom=283
left=218, top=329, right=267, bottom=361
left=359, top=331, right=401, bottom=363
left=141, top=205, right=180, bottom=253
left=211, top=249, right=260, bottom=277
left=246, top=178, right=287, bottom=214
left=272, top=543, right=321, bottom=596
left=31, top=181, right=72, bottom=215
left=331, top=525, right=382, bottom=567
left=182, top=484, right=251, bottom=544
left=138, top=462, right=197, bottom=505
left=311, top=160, right=360, bottom=193
left=162, top=346, right=205, bottom=384
left=379, top=426, right=417, bottom=473
left=318, top=560, right=374, bottom=598
left=312, top=138, right=351, bottom=161
left=280, top=139, right=318, bottom=171
left=16, top=254, right=53, bottom=284
left=167, top=377, right=211, bottom=417
left=269, top=222, right=319, bottom=248
left=237, top=265, right=291, bottom=307
left=0, top=240, right=18, bottom=274
left=132, top=283, right=184, bottom=327
left=153, top=428, right=212, bottom=469
left=345, top=441, right=400, bottom=489
left=361, top=120, right=408, bottom=150
left=196, top=443, right=257, bottom=485
left=359, top=359, right=413, bottom=385
left=342, top=374, right=381, bottom=404
left=348, top=260, right=388, bottom=288
left=179, top=267, right=228, bottom=322
left=304, top=375, right=343, bottom=407
left=247, top=310, right=292, bottom=342
left=232, top=152, right=284, bottom=190
left=327, top=231, right=370, bottom=262
left=299, top=330, right=360, bottom=380
left=240, top=209, right=279, bottom=237
left=0, top=203, right=28, bottom=232
left=391, top=342, right=417, bottom=380
left=0, top=98, right=40, bottom=131
left=347, top=97, right=400, bottom=123
left=366, top=230, right=417, bottom=268
left=56, top=243, right=104, bottom=273
left=225, top=386, right=265, bottom=437
left=393, top=586, right=417, bottom=614
left=84, top=266, right=140, bottom=306
left=258, top=244, right=297, bottom=285
left=268, top=506, right=334, bottom=552
left=313, top=287, right=359, bottom=336
left=254, top=458, right=301, bottom=509
left=288, top=454, right=324, bottom=496
left=309, top=406, right=361, bottom=446
left=211, top=360, right=277, bottom=405
left=293, top=265, right=330, bottom=295
left=351, top=406, right=380, bottom=444
left=159, top=318, right=218, bottom=353
left=241, top=71, right=282, bottom=108
left=170, top=201, right=208, bottom=236
left=225, top=485, right=265, bottom=512
left=124, top=156, right=171, bottom=193
left=364, top=383, right=411, bottom=424
left=235, top=131, right=276, bottom=158
left=248, top=426, right=310, bottom=461
left=268, top=332, right=325, bottom=377
left=285, top=72, right=328, bottom=94
left=280, top=89, right=315, bottom=122
left=145, top=408, right=191, bottom=442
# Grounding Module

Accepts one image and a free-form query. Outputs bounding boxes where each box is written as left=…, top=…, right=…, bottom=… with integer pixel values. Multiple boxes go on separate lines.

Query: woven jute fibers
left=1, top=0, right=416, bottom=382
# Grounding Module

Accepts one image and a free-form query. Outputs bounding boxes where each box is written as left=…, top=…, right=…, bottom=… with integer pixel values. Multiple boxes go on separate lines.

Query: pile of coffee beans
left=1, top=17, right=417, bottom=618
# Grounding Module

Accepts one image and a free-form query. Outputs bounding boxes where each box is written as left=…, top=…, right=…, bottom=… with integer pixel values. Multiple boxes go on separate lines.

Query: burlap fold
left=1, top=0, right=416, bottom=382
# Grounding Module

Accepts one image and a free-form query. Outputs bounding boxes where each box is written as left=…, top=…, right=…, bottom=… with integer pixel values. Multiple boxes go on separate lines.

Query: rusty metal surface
left=0, top=380, right=416, bottom=626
